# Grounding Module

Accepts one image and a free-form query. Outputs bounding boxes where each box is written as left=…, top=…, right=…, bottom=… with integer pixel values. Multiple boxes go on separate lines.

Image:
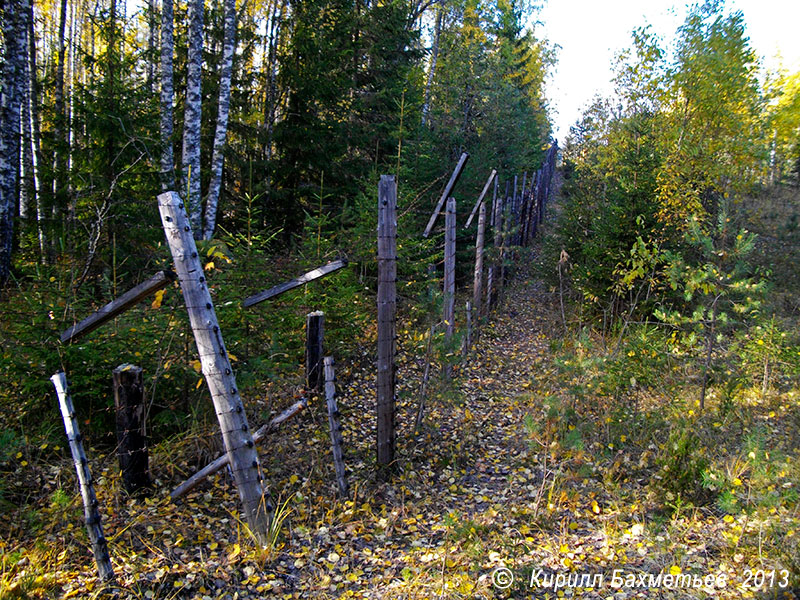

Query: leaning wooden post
left=51, top=372, right=114, bottom=582
left=465, top=169, right=496, bottom=229
left=171, top=398, right=307, bottom=500
left=157, top=191, right=271, bottom=540
left=423, top=152, right=469, bottom=238
left=376, top=175, right=397, bottom=469
left=472, top=200, right=486, bottom=316
left=112, top=364, right=150, bottom=496
left=305, top=311, right=325, bottom=394
left=324, top=357, right=349, bottom=497
left=443, top=197, right=456, bottom=379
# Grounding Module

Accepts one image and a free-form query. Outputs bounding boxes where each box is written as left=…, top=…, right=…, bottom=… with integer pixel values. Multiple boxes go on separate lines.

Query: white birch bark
left=181, top=0, right=204, bottom=233
left=0, top=0, right=30, bottom=284
left=160, top=0, right=176, bottom=191
left=203, top=0, right=237, bottom=240
left=421, top=4, right=442, bottom=127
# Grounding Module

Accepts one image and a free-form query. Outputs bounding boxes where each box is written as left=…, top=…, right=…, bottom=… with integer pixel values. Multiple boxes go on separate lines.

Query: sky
left=534, top=0, right=800, bottom=141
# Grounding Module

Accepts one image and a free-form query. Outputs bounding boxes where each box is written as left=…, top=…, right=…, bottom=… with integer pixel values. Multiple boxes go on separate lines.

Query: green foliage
left=655, top=426, right=711, bottom=507
left=655, top=210, right=765, bottom=407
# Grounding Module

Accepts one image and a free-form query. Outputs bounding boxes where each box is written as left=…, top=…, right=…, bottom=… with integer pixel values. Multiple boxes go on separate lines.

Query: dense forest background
left=0, top=0, right=551, bottom=435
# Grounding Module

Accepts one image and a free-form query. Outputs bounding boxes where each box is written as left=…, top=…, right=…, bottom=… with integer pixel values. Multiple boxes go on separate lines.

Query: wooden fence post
left=51, top=372, right=114, bottom=582
left=112, top=364, right=150, bottom=496
left=376, top=175, right=397, bottom=469
left=487, top=182, right=504, bottom=310
left=324, top=357, right=348, bottom=497
left=473, top=200, right=486, bottom=316
left=157, top=191, right=271, bottom=540
left=490, top=176, right=498, bottom=228
left=443, top=197, right=456, bottom=379
left=511, top=175, right=519, bottom=247
left=305, top=311, right=325, bottom=394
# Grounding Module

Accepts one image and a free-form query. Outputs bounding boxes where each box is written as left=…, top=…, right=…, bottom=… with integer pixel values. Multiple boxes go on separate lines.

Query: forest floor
left=2, top=182, right=800, bottom=600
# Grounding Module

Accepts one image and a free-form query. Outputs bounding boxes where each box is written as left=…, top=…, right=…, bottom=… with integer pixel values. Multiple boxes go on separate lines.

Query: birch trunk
left=181, top=0, right=203, bottom=232
left=421, top=5, right=442, bottom=127
left=27, top=0, right=46, bottom=259
left=203, top=0, right=237, bottom=240
left=0, top=0, right=30, bottom=285
left=52, top=0, right=69, bottom=227
left=160, top=0, right=176, bottom=191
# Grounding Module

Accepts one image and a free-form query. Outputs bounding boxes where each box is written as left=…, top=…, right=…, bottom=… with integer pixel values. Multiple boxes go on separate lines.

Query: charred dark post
left=112, top=364, right=151, bottom=496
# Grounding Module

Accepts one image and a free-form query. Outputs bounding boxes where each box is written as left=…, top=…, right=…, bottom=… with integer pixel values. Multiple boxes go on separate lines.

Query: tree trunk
left=146, top=0, right=158, bottom=94
left=181, top=0, right=203, bottom=232
left=421, top=5, right=441, bottom=127
left=160, top=0, right=175, bottom=191
left=52, top=0, right=69, bottom=236
left=26, top=0, right=46, bottom=259
left=0, top=0, right=30, bottom=286
left=203, top=0, right=237, bottom=240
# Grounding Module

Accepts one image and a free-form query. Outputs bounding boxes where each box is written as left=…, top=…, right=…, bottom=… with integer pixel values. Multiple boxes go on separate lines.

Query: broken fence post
left=51, top=372, right=115, bottom=582
left=112, top=364, right=151, bottom=496
left=324, top=357, right=349, bottom=497
left=243, top=260, right=347, bottom=308
left=60, top=270, right=176, bottom=343
left=305, top=311, right=325, bottom=394
left=171, top=398, right=307, bottom=500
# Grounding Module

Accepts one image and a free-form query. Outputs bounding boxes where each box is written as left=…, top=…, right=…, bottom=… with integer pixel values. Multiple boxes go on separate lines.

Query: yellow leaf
left=227, top=543, right=241, bottom=561
left=669, top=565, right=681, bottom=576
left=151, top=289, right=166, bottom=309
left=205, top=261, right=215, bottom=271
left=733, top=478, right=743, bottom=486
left=190, top=360, right=202, bottom=373
left=195, top=378, right=204, bottom=390
left=228, top=353, right=238, bottom=362
left=591, top=500, right=600, bottom=514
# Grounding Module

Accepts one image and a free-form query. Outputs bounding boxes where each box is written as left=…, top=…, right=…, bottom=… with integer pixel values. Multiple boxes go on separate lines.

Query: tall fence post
left=376, top=175, right=397, bottom=469
left=443, top=197, right=456, bottom=379
left=324, top=357, right=349, bottom=497
left=157, top=191, right=271, bottom=540
left=473, top=200, right=486, bottom=317
left=305, top=311, right=325, bottom=394
left=487, top=182, right=504, bottom=310
left=112, top=364, right=150, bottom=496
left=51, top=373, right=115, bottom=582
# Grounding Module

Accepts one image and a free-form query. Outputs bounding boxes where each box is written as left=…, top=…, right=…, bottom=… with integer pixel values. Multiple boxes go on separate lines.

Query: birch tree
left=0, top=0, right=30, bottom=285
left=182, top=0, right=203, bottom=232
left=160, top=0, right=175, bottom=191
left=203, top=0, right=237, bottom=240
